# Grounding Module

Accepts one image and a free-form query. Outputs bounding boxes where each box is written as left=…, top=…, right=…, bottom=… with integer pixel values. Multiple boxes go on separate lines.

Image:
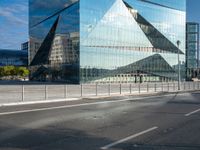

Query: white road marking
left=101, top=126, right=158, bottom=150
left=185, top=108, right=200, bottom=117
left=0, top=93, right=186, bottom=116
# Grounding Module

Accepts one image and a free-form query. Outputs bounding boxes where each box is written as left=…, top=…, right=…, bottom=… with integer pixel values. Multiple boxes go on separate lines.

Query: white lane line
left=185, top=108, right=200, bottom=117
left=101, top=126, right=158, bottom=150
left=0, top=93, right=182, bottom=116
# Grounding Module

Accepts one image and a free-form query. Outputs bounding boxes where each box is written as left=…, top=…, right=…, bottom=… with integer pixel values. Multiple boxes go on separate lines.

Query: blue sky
left=187, top=0, right=200, bottom=23
left=0, top=0, right=28, bottom=50
left=0, top=0, right=199, bottom=50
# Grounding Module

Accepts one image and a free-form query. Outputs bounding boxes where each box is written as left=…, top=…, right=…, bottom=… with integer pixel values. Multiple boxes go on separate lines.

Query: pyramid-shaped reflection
left=90, top=54, right=177, bottom=80
left=114, top=54, right=176, bottom=78
left=123, top=0, right=184, bottom=54
left=82, top=0, right=153, bottom=48
left=30, top=16, right=60, bottom=66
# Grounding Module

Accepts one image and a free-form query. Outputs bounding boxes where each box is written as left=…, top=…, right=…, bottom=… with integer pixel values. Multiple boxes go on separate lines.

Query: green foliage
left=16, top=67, right=30, bottom=77
left=0, top=67, right=4, bottom=77
left=4, top=66, right=15, bottom=76
left=0, top=66, right=29, bottom=78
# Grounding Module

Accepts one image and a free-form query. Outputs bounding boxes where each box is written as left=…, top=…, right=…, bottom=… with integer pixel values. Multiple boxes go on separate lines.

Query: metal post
left=184, top=82, right=186, bottom=91
left=81, top=84, right=83, bottom=97
left=177, top=40, right=181, bottom=90
left=189, top=82, right=191, bottom=90
left=147, top=83, right=149, bottom=93
left=22, top=85, right=24, bottom=102
left=162, top=82, right=164, bottom=92
left=193, top=82, right=195, bottom=90
left=130, top=84, right=132, bottom=94
left=173, top=82, right=175, bottom=91
left=154, top=83, right=156, bottom=92
left=108, top=84, right=111, bottom=96
left=96, top=83, right=98, bottom=96
left=45, top=85, right=48, bottom=100
left=139, top=83, right=141, bottom=93
left=168, top=82, right=169, bottom=92
left=120, top=84, right=122, bottom=95
left=186, top=82, right=188, bottom=90
left=64, top=84, right=67, bottom=98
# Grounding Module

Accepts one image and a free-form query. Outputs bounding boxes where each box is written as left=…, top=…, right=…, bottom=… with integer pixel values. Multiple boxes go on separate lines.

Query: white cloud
left=0, top=3, right=28, bottom=25
left=0, top=2, right=28, bottom=49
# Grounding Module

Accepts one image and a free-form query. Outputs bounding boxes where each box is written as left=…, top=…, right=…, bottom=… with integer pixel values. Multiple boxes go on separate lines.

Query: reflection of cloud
left=31, top=0, right=78, bottom=11
left=30, top=0, right=79, bottom=27
left=64, top=0, right=79, bottom=7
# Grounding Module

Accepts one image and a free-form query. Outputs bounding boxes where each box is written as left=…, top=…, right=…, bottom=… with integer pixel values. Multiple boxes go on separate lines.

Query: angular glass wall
left=30, top=0, right=186, bottom=83
left=29, top=0, right=80, bottom=83
left=186, top=22, right=200, bottom=80
left=80, top=0, right=186, bottom=83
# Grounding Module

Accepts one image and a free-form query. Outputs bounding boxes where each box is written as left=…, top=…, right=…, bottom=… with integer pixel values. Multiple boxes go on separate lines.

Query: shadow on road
left=0, top=124, right=113, bottom=150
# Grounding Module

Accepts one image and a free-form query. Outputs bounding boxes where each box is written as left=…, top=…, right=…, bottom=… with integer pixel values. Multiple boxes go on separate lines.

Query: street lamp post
left=177, top=40, right=181, bottom=90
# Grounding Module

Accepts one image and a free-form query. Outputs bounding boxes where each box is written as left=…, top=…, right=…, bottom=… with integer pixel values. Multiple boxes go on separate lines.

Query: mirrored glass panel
left=29, top=0, right=80, bottom=83
left=80, top=0, right=186, bottom=83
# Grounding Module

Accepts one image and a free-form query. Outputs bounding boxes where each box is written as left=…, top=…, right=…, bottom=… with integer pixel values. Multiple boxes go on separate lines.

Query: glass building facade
left=29, top=0, right=186, bottom=83
left=0, top=49, right=28, bottom=67
left=186, top=22, right=200, bottom=80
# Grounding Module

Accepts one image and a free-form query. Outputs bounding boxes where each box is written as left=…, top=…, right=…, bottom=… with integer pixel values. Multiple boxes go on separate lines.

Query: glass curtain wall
left=29, top=0, right=80, bottom=83
left=80, top=0, right=186, bottom=83
left=29, top=0, right=186, bottom=83
left=186, top=22, right=200, bottom=80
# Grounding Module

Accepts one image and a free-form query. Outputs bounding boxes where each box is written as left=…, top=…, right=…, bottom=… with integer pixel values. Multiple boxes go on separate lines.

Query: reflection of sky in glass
left=125, top=0, right=186, bottom=52
left=30, top=1, right=79, bottom=42
left=80, top=0, right=186, bottom=70
left=30, top=16, right=57, bottom=40
left=80, top=0, right=115, bottom=39
left=140, top=0, right=186, bottom=11
left=29, top=0, right=78, bottom=27
left=30, top=0, right=186, bottom=79
left=81, top=47, right=153, bottom=69
left=29, top=0, right=80, bottom=83
left=81, top=0, right=152, bottom=47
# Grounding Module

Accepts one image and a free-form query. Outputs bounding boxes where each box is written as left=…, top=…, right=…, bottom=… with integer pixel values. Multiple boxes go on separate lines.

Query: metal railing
left=0, top=82, right=200, bottom=104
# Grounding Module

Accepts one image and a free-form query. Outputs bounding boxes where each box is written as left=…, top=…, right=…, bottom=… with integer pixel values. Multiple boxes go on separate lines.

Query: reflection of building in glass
left=0, top=49, right=28, bottom=66
left=29, top=37, right=42, bottom=64
left=186, top=22, right=200, bottom=80
left=49, top=33, right=79, bottom=65
left=21, top=42, right=29, bottom=52
left=29, top=0, right=186, bottom=83
left=49, top=34, right=69, bottom=65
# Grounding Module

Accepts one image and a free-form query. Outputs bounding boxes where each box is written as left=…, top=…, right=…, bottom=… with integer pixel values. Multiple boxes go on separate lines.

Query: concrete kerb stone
left=0, top=98, right=81, bottom=107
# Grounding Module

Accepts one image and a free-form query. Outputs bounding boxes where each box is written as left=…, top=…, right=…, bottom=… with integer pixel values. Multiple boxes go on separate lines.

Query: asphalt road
left=0, top=92, right=200, bottom=150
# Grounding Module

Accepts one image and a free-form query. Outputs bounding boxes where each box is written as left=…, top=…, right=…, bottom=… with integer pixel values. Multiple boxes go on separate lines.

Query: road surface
left=0, top=92, right=200, bottom=150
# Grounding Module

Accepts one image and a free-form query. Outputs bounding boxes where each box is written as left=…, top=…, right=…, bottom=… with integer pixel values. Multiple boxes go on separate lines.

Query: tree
left=16, top=67, right=29, bottom=77
left=3, top=66, right=15, bottom=76
left=0, top=67, right=4, bottom=77
left=0, top=66, right=30, bottom=79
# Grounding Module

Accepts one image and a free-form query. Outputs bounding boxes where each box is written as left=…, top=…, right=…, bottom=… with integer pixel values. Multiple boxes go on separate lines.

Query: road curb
left=0, top=98, right=81, bottom=107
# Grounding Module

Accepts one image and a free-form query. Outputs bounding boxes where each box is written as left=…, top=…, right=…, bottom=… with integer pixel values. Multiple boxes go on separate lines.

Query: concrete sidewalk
left=1, top=89, right=199, bottom=108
